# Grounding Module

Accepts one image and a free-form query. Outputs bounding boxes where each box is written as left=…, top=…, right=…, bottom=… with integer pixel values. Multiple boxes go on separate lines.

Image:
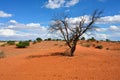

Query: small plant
left=106, top=39, right=110, bottom=42
left=48, top=38, right=52, bottom=41
left=28, top=40, right=32, bottom=42
left=32, top=40, right=37, bottom=44
left=81, top=43, right=91, bottom=47
left=54, top=43, right=58, bottom=46
left=44, top=38, right=52, bottom=41
left=55, top=39, right=61, bottom=41
left=106, top=48, right=109, bottom=50
left=81, top=37, right=85, bottom=40
left=87, top=37, right=96, bottom=42
left=95, top=45, right=103, bottom=49
left=0, top=51, right=6, bottom=58
left=1, top=43, right=6, bottom=47
left=96, top=41, right=99, bottom=43
left=7, top=41, right=15, bottom=45
left=59, top=44, right=63, bottom=47
left=36, top=37, right=42, bottom=42
left=16, top=41, right=30, bottom=48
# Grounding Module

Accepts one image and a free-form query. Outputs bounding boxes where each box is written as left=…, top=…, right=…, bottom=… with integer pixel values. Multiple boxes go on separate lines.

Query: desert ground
left=0, top=41, right=120, bottom=80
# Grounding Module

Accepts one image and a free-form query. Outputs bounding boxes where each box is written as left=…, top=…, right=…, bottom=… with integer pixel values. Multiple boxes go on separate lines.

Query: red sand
left=0, top=41, right=120, bottom=80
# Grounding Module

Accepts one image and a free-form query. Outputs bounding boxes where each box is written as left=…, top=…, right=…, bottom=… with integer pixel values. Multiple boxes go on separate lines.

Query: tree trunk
left=70, top=38, right=78, bottom=56
left=70, top=43, right=77, bottom=56
left=70, top=46, right=76, bottom=56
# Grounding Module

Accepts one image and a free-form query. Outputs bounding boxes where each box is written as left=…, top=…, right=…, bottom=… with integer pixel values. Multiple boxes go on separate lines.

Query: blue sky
left=0, top=0, right=120, bottom=40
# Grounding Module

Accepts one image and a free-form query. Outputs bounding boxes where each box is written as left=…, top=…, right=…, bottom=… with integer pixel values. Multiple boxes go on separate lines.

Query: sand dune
left=0, top=41, right=120, bottom=80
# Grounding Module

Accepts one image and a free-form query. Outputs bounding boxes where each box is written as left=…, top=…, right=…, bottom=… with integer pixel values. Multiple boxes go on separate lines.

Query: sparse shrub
left=87, top=37, right=96, bottom=42
left=0, top=51, right=6, bottom=58
left=21, top=41, right=30, bottom=46
left=56, top=39, right=61, bottom=41
left=7, top=41, right=15, bottom=45
left=1, top=43, right=6, bottom=47
left=59, top=44, right=63, bottom=47
left=54, top=43, right=58, bottom=46
left=106, top=39, right=110, bottom=42
left=81, top=37, right=85, bottom=40
left=100, top=40, right=103, bottom=41
left=44, top=38, right=52, bottom=41
left=96, top=41, right=99, bottom=43
left=32, top=40, right=37, bottom=44
left=36, top=37, right=42, bottom=42
left=16, top=41, right=30, bottom=48
left=95, top=45, right=103, bottom=49
left=106, top=48, right=109, bottom=50
left=81, top=43, right=91, bottom=47
left=53, top=39, right=61, bottom=41
left=28, top=40, right=32, bottom=42
left=16, top=43, right=26, bottom=48
left=47, top=38, right=52, bottom=41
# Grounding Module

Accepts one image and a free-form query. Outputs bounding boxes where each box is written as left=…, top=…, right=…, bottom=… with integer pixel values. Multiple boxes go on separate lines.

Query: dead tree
left=49, top=10, right=102, bottom=56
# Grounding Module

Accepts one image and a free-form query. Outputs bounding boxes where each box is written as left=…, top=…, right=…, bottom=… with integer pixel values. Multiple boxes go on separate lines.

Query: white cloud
left=67, top=14, right=120, bottom=25
left=66, top=15, right=91, bottom=25
left=59, top=15, right=120, bottom=40
left=81, top=32, right=109, bottom=40
left=0, top=11, right=12, bottom=18
left=0, top=28, right=39, bottom=40
left=65, top=14, right=120, bottom=26
left=45, top=0, right=80, bottom=9
left=0, top=20, right=53, bottom=40
left=111, top=33, right=120, bottom=38
left=95, top=28, right=107, bottom=32
left=7, top=20, right=42, bottom=30
left=64, top=14, right=120, bottom=25
left=26, top=23, right=40, bottom=28
left=0, top=14, right=120, bottom=40
left=95, top=33, right=108, bottom=39
left=66, top=0, right=79, bottom=7
left=45, top=0, right=65, bottom=9
left=9, top=20, right=17, bottom=24
left=0, top=29, right=16, bottom=37
left=97, top=14, right=120, bottom=24
left=109, top=25, right=120, bottom=31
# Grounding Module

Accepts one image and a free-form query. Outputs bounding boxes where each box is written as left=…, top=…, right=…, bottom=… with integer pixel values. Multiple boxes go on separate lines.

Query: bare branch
left=49, top=10, right=102, bottom=56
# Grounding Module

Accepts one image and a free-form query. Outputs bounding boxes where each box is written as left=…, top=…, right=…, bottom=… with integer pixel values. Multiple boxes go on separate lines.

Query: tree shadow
left=51, top=52, right=70, bottom=56
left=27, top=54, right=50, bottom=59
left=26, top=52, right=70, bottom=59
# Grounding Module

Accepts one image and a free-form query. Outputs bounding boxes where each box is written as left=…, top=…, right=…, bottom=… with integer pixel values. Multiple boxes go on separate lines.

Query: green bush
left=28, top=40, right=32, bottom=42
left=95, top=45, right=103, bottom=49
left=36, top=37, right=42, bottom=42
left=87, top=37, right=96, bottom=42
left=16, top=41, right=30, bottom=48
left=106, top=39, right=110, bottom=42
left=44, top=38, right=52, bottom=41
left=16, top=43, right=26, bottom=48
left=0, top=51, right=6, bottom=58
left=81, top=37, right=85, bottom=40
left=56, top=39, right=61, bottom=41
left=7, top=41, right=15, bottom=45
